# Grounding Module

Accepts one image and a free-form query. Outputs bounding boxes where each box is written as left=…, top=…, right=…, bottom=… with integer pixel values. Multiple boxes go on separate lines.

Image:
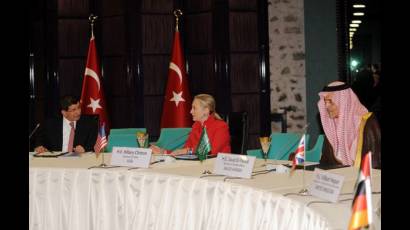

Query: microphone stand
left=29, top=123, right=40, bottom=152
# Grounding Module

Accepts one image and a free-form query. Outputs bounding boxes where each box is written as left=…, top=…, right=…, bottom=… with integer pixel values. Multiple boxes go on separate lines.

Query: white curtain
left=29, top=168, right=329, bottom=230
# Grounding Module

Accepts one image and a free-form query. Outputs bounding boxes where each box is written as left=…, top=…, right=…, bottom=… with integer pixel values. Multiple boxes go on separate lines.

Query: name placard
left=308, top=168, right=345, bottom=203
left=110, top=147, right=152, bottom=168
left=214, top=153, right=256, bottom=179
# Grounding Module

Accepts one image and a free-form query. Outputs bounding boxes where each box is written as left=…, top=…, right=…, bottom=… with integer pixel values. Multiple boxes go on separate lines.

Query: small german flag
left=348, top=151, right=373, bottom=230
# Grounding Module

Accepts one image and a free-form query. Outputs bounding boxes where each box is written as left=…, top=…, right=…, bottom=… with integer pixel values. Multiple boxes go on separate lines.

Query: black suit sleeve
left=75, top=115, right=98, bottom=152
left=34, top=117, right=63, bottom=151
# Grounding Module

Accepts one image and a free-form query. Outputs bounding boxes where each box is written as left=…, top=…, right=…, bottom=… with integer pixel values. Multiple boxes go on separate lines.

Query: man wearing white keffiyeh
left=317, top=81, right=381, bottom=169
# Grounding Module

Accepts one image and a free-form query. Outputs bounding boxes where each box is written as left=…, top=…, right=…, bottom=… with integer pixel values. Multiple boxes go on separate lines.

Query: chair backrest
left=155, top=128, right=192, bottom=151
left=110, top=128, right=146, bottom=135
left=305, top=134, right=324, bottom=163
left=268, top=133, right=309, bottom=160
left=107, top=128, right=147, bottom=152
left=225, top=111, right=248, bottom=154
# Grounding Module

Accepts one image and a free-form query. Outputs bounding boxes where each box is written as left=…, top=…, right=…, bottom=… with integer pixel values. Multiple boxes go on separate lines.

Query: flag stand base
left=88, top=163, right=118, bottom=169
left=88, top=153, right=118, bottom=169
left=298, top=188, right=309, bottom=195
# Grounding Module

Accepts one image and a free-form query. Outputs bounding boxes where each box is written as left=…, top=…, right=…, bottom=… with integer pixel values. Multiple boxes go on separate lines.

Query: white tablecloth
left=29, top=153, right=381, bottom=230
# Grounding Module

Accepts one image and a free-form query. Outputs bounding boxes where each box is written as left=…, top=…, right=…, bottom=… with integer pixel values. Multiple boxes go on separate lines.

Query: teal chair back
left=155, top=128, right=192, bottom=151
left=305, top=134, right=324, bottom=163
left=247, top=133, right=309, bottom=160
left=269, top=133, right=309, bottom=160
left=110, top=128, right=146, bottom=135
left=107, top=128, right=147, bottom=152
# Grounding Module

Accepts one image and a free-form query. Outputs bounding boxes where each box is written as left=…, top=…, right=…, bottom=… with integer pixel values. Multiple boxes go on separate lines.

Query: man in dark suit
left=34, top=95, right=98, bottom=153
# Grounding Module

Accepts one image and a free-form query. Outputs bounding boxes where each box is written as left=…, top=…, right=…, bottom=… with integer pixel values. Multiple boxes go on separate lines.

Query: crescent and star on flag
left=169, top=61, right=185, bottom=107
left=85, top=67, right=103, bottom=113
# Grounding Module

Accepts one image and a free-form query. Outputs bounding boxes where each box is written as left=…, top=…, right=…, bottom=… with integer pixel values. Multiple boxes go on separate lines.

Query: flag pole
left=89, top=14, right=97, bottom=38
left=84, top=15, right=114, bottom=170
left=173, top=9, right=183, bottom=32
left=101, top=146, right=107, bottom=167
left=298, top=126, right=309, bottom=195
left=298, top=162, right=308, bottom=195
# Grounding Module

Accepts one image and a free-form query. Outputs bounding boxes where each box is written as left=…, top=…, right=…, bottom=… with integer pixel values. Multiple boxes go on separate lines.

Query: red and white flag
left=80, top=34, right=110, bottom=132
left=160, top=30, right=192, bottom=128
left=348, top=151, right=373, bottom=230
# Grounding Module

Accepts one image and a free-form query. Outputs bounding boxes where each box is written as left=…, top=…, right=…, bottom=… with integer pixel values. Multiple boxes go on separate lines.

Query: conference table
left=29, top=153, right=381, bottom=230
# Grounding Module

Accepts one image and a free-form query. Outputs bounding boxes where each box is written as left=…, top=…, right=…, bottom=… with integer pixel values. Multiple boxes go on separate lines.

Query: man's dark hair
left=60, top=95, right=80, bottom=111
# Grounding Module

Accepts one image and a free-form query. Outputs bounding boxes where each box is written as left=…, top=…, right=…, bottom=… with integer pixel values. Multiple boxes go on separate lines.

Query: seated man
left=34, top=95, right=98, bottom=154
left=317, top=81, right=381, bottom=169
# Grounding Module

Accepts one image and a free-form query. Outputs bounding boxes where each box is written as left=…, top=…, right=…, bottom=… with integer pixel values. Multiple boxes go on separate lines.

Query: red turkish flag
left=80, top=35, right=110, bottom=132
left=160, top=31, right=193, bottom=128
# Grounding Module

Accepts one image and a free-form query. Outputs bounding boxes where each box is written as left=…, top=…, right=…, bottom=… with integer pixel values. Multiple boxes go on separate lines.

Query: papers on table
left=32, top=151, right=86, bottom=158
left=33, top=151, right=70, bottom=158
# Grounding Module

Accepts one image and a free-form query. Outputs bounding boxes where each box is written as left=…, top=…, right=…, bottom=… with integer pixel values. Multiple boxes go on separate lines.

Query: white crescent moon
left=85, top=68, right=100, bottom=91
left=169, top=62, right=182, bottom=85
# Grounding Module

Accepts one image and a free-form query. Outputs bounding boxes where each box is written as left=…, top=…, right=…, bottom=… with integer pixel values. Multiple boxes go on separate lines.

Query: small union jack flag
left=293, top=134, right=305, bottom=165
left=291, top=134, right=305, bottom=174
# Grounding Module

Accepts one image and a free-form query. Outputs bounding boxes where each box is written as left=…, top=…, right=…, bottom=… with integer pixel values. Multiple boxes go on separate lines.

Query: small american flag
left=94, top=123, right=107, bottom=156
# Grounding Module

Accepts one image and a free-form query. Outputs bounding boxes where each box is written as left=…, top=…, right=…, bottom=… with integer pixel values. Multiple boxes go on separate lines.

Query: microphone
left=29, top=123, right=40, bottom=140
left=29, top=123, right=40, bottom=152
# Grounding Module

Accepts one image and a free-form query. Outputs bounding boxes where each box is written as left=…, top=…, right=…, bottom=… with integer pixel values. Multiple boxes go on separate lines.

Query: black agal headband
left=321, top=83, right=350, bottom=92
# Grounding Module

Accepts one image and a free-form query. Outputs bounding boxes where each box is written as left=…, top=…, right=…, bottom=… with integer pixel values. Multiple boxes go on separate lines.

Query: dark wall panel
left=143, top=55, right=169, bottom=95
left=58, top=59, right=85, bottom=97
left=229, top=13, right=258, bottom=52
left=58, top=0, right=89, bottom=17
left=187, top=54, right=216, bottom=96
left=109, top=98, right=137, bottom=128
left=231, top=94, right=260, bottom=149
left=185, top=13, right=212, bottom=52
left=141, top=15, right=174, bottom=54
left=144, top=96, right=163, bottom=138
left=229, top=0, right=258, bottom=10
left=229, top=0, right=257, bottom=10
left=231, top=94, right=260, bottom=133
left=230, top=53, right=259, bottom=94
left=102, top=57, right=130, bottom=96
left=58, top=19, right=89, bottom=57
left=101, top=0, right=124, bottom=16
left=185, top=0, right=212, bottom=11
left=142, top=0, right=173, bottom=13
left=101, top=17, right=126, bottom=56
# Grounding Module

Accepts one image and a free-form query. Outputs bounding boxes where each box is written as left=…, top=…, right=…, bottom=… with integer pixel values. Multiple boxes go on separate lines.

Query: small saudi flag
left=196, top=126, right=211, bottom=161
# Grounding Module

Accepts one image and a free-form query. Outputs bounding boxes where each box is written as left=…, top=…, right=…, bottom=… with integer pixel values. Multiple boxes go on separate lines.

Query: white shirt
left=62, top=117, right=76, bottom=152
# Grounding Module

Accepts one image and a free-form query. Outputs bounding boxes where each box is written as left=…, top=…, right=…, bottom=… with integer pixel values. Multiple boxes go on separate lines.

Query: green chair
left=154, top=128, right=192, bottom=151
left=107, top=128, right=147, bottom=152
left=305, top=134, right=324, bottom=163
left=110, top=128, right=146, bottom=135
left=247, top=133, right=309, bottom=160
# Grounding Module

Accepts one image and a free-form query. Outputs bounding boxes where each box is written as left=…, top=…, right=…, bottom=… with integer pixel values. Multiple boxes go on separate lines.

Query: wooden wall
left=29, top=0, right=271, bottom=150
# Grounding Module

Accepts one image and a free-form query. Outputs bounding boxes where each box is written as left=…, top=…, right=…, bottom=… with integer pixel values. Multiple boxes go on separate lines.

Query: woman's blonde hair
left=194, top=94, right=223, bottom=120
